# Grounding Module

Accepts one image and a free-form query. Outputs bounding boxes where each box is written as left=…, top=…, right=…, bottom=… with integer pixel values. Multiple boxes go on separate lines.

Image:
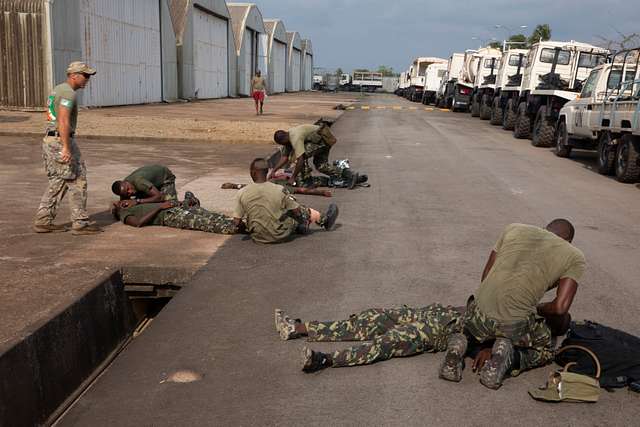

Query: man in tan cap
left=34, top=61, right=103, bottom=235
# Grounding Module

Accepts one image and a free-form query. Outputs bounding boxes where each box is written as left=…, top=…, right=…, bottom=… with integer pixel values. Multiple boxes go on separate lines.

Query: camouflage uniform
left=34, top=136, right=89, bottom=229
left=306, top=304, right=464, bottom=367
left=159, top=206, right=237, bottom=234
left=462, top=297, right=553, bottom=375
left=298, top=130, right=344, bottom=183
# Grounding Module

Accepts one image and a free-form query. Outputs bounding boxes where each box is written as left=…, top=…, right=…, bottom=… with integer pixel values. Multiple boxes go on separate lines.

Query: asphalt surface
left=61, top=94, right=639, bottom=426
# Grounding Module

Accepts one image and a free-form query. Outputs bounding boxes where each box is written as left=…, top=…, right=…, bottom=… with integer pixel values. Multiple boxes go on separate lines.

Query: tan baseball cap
left=66, top=61, right=97, bottom=75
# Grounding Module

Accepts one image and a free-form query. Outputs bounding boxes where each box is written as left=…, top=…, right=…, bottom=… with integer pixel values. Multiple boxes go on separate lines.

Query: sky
left=253, top=0, right=640, bottom=73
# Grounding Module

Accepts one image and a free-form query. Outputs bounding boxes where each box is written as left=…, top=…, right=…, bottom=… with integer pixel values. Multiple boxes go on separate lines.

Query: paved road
left=61, top=94, right=640, bottom=426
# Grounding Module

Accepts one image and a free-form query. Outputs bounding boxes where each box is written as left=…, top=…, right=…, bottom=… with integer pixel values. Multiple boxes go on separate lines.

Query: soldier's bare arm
left=481, top=250, right=497, bottom=282
left=268, top=156, right=289, bottom=180
left=57, top=105, right=73, bottom=163
left=138, top=186, right=164, bottom=204
left=537, top=278, right=578, bottom=317
left=288, top=156, right=306, bottom=185
left=124, top=201, right=174, bottom=227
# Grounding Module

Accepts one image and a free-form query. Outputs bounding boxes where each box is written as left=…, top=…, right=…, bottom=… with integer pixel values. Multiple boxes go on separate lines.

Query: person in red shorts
left=251, top=70, right=267, bottom=115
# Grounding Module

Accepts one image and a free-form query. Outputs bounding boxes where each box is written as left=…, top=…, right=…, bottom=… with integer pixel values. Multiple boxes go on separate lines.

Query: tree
left=595, top=32, right=640, bottom=52
left=376, top=65, right=396, bottom=77
left=353, top=68, right=370, bottom=73
left=528, top=24, right=551, bottom=45
left=489, top=41, right=502, bottom=49
left=335, top=67, right=344, bottom=77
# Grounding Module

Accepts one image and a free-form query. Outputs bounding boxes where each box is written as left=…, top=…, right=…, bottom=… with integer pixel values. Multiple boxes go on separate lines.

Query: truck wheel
left=471, top=96, right=480, bottom=117
left=596, top=132, right=616, bottom=175
left=531, top=106, right=555, bottom=147
left=490, top=97, right=503, bottom=125
left=554, top=121, right=572, bottom=158
left=503, top=99, right=517, bottom=130
left=479, top=95, right=491, bottom=120
left=615, top=136, right=640, bottom=183
left=513, top=102, right=530, bottom=139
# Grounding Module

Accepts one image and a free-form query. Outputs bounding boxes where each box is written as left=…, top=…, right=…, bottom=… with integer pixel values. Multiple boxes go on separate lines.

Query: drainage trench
left=0, top=267, right=188, bottom=427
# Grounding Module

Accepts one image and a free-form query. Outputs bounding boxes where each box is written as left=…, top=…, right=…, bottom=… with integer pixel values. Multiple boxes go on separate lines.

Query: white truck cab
left=421, top=63, right=448, bottom=105
left=468, top=47, right=502, bottom=119
left=436, top=53, right=467, bottom=111
left=490, top=48, right=528, bottom=128
left=512, top=40, right=608, bottom=147
left=405, top=57, right=447, bottom=102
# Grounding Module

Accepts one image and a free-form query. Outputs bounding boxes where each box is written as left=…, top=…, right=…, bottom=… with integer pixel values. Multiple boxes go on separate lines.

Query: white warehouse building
left=169, top=0, right=237, bottom=99
left=228, top=3, right=268, bottom=97
left=301, top=39, right=313, bottom=91
left=263, top=19, right=287, bottom=94
left=0, top=0, right=178, bottom=109
left=286, top=31, right=302, bottom=92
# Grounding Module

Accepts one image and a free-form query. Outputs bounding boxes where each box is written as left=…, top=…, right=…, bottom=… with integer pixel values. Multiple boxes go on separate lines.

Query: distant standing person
left=33, top=62, right=103, bottom=235
left=251, top=70, right=267, bottom=115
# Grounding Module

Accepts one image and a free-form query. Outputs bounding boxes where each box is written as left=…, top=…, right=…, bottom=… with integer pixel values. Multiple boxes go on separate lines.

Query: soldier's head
left=256, top=70, right=261, bottom=77
left=66, top=62, right=96, bottom=90
left=546, top=218, right=575, bottom=242
left=274, top=130, right=290, bottom=146
left=250, top=158, right=269, bottom=182
left=112, top=180, right=136, bottom=198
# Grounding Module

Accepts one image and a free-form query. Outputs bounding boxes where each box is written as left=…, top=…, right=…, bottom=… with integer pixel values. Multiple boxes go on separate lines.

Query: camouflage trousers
left=299, top=141, right=343, bottom=183
left=160, top=181, right=177, bottom=201
left=463, top=298, right=553, bottom=375
left=159, top=206, right=237, bottom=234
left=306, top=304, right=464, bottom=367
left=34, top=136, right=89, bottom=229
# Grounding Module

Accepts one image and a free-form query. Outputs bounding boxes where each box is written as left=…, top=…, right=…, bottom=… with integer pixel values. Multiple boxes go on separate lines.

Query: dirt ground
left=0, top=92, right=358, bottom=143
left=0, top=92, right=353, bottom=348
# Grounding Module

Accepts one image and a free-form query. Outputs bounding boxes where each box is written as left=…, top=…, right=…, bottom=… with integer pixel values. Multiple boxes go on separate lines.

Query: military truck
left=556, top=49, right=640, bottom=182
left=340, top=72, right=383, bottom=92
left=467, top=47, right=502, bottom=119
left=435, top=52, right=471, bottom=111
left=488, top=47, right=528, bottom=129
left=404, top=57, right=447, bottom=102
left=421, top=63, right=448, bottom=105
left=510, top=40, right=608, bottom=147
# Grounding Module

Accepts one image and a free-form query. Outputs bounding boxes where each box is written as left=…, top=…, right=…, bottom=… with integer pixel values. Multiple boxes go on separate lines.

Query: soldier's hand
left=160, top=200, right=177, bottom=209
left=472, top=348, right=492, bottom=373
left=60, top=147, right=72, bottom=163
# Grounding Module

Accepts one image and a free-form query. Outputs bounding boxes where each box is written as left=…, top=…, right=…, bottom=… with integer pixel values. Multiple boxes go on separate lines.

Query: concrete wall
left=286, top=31, right=301, bottom=92
left=264, top=19, right=287, bottom=94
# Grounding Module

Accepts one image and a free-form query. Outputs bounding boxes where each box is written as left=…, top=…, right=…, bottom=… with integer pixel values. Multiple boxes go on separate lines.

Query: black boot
left=319, top=203, right=339, bottom=230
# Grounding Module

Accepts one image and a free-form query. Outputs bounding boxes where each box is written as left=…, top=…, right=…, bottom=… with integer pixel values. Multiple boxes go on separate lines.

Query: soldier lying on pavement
left=232, top=158, right=339, bottom=244
left=112, top=196, right=238, bottom=235
left=274, top=304, right=570, bottom=374
left=439, top=219, right=584, bottom=390
left=111, top=164, right=195, bottom=205
left=269, top=123, right=362, bottom=189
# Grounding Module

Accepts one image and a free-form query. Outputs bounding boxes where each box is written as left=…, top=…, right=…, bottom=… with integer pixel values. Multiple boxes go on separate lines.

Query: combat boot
left=479, top=337, right=514, bottom=390
left=275, top=309, right=301, bottom=340
left=183, top=191, right=201, bottom=207
left=438, top=333, right=468, bottom=382
left=341, top=169, right=359, bottom=190
left=301, top=347, right=332, bottom=373
left=318, top=203, right=339, bottom=230
left=33, top=223, right=67, bottom=233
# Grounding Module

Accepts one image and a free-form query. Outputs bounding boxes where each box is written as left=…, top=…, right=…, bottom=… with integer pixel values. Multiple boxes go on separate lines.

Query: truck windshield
left=578, top=53, right=606, bottom=69
left=580, top=70, right=600, bottom=98
left=540, top=48, right=570, bottom=65
left=607, top=68, right=638, bottom=90
left=484, top=58, right=499, bottom=68
left=508, top=55, right=522, bottom=66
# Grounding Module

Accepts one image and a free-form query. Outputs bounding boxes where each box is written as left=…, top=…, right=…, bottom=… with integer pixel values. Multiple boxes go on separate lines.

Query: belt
left=46, top=130, right=75, bottom=137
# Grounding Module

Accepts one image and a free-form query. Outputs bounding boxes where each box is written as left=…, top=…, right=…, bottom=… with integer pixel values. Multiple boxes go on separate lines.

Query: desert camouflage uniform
left=462, top=297, right=553, bottom=375
left=160, top=181, right=177, bottom=201
left=159, top=206, right=237, bottom=234
left=306, top=304, right=464, bottom=367
left=34, top=136, right=89, bottom=229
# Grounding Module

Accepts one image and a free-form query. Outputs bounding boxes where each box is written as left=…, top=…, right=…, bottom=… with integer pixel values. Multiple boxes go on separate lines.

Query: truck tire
left=470, top=95, right=480, bottom=117
left=490, top=97, right=503, bottom=125
left=502, top=99, right=517, bottom=130
left=480, top=95, right=491, bottom=120
left=531, top=106, right=555, bottom=147
left=615, top=136, right=640, bottom=183
left=513, top=102, right=530, bottom=139
left=596, top=132, right=615, bottom=175
left=554, top=120, right=572, bottom=158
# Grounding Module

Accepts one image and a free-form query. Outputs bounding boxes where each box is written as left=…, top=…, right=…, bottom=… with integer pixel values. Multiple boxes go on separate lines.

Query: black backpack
left=556, top=320, right=640, bottom=390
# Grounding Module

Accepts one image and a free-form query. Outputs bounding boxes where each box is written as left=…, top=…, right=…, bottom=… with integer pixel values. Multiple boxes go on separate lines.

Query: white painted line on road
left=408, top=106, right=417, bottom=110
left=510, top=188, right=524, bottom=195
left=376, top=106, right=386, bottom=109
left=392, top=106, right=402, bottom=110
left=346, top=106, right=356, bottom=110
left=385, top=155, right=393, bottom=159
left=361, top=106, right=370, bottom=110
left=425, top=107, right=434, bottom=111
left=439, top=108, right=451, bottom=112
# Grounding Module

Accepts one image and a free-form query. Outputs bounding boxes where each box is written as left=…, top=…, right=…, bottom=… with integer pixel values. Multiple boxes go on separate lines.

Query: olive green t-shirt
left=46, top=82, right=78, bottom=133
left=285, top=124, right=320, bottom=160
left=119, top=203, right=166, bottom=226
left=233, top=182, right=300, bottom=243
left=251, top=76, right=266, bottom=91
left=476, top=223, right=586, bottom=322
left=124, top=165, right=175, bottom=196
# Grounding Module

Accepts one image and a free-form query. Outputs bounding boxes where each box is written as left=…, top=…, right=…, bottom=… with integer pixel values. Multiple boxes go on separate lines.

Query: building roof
left=227, top=3, right=266, bottom=55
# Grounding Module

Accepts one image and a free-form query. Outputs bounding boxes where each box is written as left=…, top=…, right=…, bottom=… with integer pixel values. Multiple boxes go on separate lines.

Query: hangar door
left=193, top=8, right=228, bottom=98
left=242, top=28, right=255, bottom=94
left=80, top=0, right=162, bottom=106
left=303, top=53, right=312, bottom=90
left=291, top=48, right=301, bottom=91
left=272, top=41, right=286, bottom=93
